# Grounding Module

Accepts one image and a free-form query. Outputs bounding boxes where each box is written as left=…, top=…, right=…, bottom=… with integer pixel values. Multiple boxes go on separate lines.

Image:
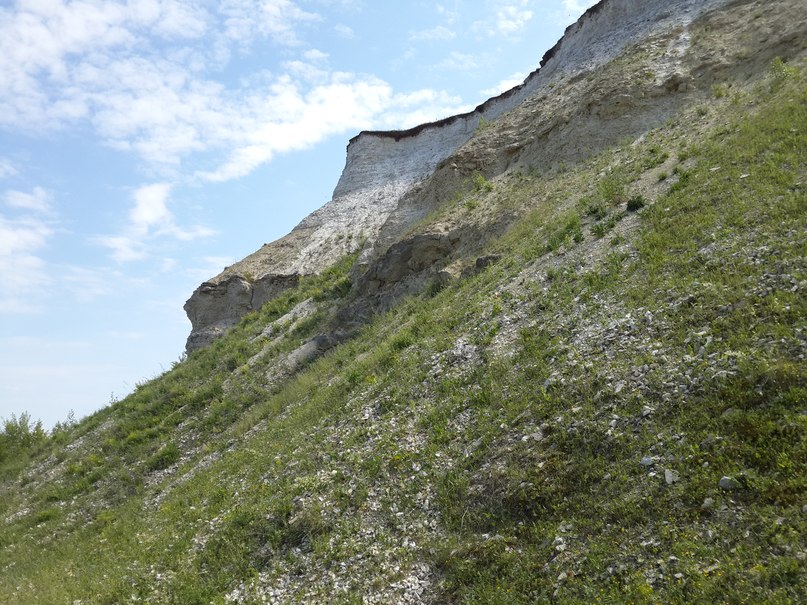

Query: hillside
left=182, top=0, right=737, bottom=352
left=2, top=0, right=806, bottom=603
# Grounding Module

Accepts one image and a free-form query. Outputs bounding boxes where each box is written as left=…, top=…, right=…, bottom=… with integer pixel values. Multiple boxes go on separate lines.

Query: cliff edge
left=185, top=0, right=732, bottom=352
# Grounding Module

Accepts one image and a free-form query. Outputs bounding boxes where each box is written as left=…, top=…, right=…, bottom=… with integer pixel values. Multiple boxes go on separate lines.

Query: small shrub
left=712, top=83, right=730, bottom=99
left=312, top=276, right=351, bottom=301
left=591, top=223, right=607, bottom=238
left=585, top=200, right=607, bottom=220
left=475, top=116, right=492, bottom=134
left=146, top=442, right=181, bottom=472
left=282, top=506, right=331, bottom=551
left=769, top=56, right=797, bottom=82
left=591, top=213, right=621, bottom=238
left=426, top=278, right=445, bottom=298
left=627, top=195, right=646, bottom=212
left=472, top=171, right=494, bottom=193
left=641, top=145, right=669, bottom=170
left=668, top=168, right=692, bottom=194
left=32, top=507, right=61, bottom=525
left=391, top=329, right=415, bottom=351
left=545, top=213, right=582, bottom=252
left=598, top=172, right=627, bottom=205
left=0, top=412, right=46, bottom=465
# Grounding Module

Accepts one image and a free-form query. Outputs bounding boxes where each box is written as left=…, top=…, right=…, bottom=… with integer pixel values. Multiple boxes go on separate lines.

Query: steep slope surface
left=184, top=0, right=733, bottom=352
left=1, top=1, right=806, bottom=603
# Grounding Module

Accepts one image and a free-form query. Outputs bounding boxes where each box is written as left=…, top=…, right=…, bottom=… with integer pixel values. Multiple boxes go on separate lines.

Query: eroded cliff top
left=184, top=0, right=731, bottom=353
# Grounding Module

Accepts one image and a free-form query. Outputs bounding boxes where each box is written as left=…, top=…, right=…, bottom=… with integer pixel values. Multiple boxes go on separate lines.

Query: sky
left=0, top=0, right=598, bottom=429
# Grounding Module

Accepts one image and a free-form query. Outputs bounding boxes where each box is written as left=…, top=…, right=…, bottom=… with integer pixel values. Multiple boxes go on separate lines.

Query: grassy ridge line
left=1, top=62, right=805, bottom=603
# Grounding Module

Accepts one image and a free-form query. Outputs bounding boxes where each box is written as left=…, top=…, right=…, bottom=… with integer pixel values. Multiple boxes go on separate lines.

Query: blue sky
left=0, top=0, right=597, bottom=428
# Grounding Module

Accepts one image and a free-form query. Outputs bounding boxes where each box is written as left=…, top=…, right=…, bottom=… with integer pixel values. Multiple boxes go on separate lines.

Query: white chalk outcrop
left=184, top=0, right=732, bottom=352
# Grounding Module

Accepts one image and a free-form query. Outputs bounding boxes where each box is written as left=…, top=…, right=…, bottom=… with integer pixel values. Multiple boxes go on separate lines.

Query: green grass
left=424, top=63, right=807, bottom=605
left=1, top=61, right=805, bottom=604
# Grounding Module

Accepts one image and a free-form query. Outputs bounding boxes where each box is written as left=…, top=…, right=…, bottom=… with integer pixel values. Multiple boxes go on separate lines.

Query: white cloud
left=436, top=3, right=461, bottom=25
left=473, top=1, right=533, bottom=37
left=481, top=71, right=527, bottom=97
left=130, top=183, right=173, bottom=236
left=563, top=0, right=600, bottom=16
left=495, top=2, right=533, bottom=35
left=0, top=0, right=470, bottom=187
left=148, top=0, right=210, bottom=39
left=0, top=216, right=52, bottom=258
left=220, top=0, right=320, bottom=46
left=0, top=0, right=321, bottom=136
left=196, top=73, right=389, bottom=181
left=62, top=265, right=123, bottom=303
left=197, top=73, right=467, bottom=182
left=303, top=49, right=329, bottom=62
left=410, top=25, right=456, bottom=42
left=0, top=158, right=18, bottom=179
left=0, top=188, right=122, bottom=311
left=0, top=0, right=211, bottom=130
left=333, top=24, right=354, bottom=39
left=375, top=90, right=471, bottom=130
left=284, top=59, right=329, bottom=82
left=94, top=234, right=147, bottom=263
left=0, top=214, right=53, bottom=313
left=3, top=187, right=53, bottom=213
left=96, top=183, right=214, bottom=262
left=437, top=51, right=480, bottom=72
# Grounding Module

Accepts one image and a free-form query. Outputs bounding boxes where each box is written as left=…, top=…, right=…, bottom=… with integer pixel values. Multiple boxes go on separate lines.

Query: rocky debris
left=664, top=468, right=680, bottom=485
left=286, top=333, right=340, bottom=369
left=427, top=337, right=482, bottom=380
left=358, top=231, right=465, bottom=302
left=448, top=338, right=482, bottom=367
left=370, top=232, right=458, bottom=284
left=252, top=298, right=318, bottom=343
left=211, top=361, right=446, bottom=604
left=472, top=254, right=502, bottom=274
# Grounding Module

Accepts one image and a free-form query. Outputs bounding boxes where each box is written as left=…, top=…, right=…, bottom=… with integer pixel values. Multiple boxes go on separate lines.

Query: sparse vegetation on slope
left=1, top=52, right=805, bottom=605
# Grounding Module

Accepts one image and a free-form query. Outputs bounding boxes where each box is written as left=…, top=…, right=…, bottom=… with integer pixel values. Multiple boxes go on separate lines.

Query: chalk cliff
left=184, top=0, right=736, bottom=352
left=7, top=0, right=807, bottom=600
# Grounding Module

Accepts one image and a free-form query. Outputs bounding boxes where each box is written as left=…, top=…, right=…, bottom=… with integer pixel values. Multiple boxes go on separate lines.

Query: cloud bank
left=0, top=0, right=466, bottom=184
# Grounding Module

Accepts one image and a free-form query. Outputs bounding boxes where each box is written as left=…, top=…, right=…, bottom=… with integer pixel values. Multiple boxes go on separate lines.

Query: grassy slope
left=1, top=62, right=805, bottom=604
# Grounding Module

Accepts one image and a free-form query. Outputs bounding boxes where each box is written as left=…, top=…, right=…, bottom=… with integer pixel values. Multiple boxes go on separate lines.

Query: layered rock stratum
left=184, top=0, right=734, bottom=351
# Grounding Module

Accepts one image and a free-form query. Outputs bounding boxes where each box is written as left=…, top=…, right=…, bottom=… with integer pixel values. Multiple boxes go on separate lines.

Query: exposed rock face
left=359, top=231, right=461, bottom=295
left=184, top=0, right=739, bottom=352
left=184, top=274, right=300, bottom=351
